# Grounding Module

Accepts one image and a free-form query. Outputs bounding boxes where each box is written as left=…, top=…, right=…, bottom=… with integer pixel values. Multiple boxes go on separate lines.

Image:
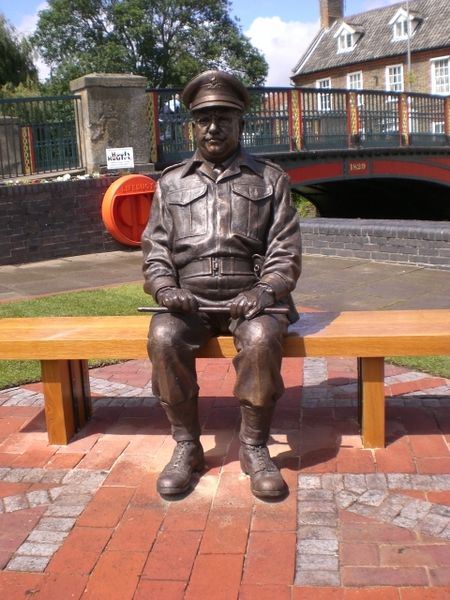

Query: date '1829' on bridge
left=348, top=160, right=369, bottom=175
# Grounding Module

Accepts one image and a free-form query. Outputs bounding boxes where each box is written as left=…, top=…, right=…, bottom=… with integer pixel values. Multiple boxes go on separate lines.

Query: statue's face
left=192, top=107, right=243, bottom=163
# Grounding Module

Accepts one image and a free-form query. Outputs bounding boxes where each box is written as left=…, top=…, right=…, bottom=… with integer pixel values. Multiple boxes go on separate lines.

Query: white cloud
left=14, top=6, right=320, bottom=86
left=245, top=16, right=319, bottom=86
left=16, top=2, right=48, bottom=36
left=33, top=57, right=51, bottom=82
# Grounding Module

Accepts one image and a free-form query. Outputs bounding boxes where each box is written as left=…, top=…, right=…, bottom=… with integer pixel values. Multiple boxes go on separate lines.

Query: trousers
left=148, top=311, right=288, bottom=440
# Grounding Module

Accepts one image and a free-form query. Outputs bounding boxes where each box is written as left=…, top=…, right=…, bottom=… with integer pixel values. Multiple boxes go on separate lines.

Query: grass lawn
left=386, top=355, right=450, bottom=380
left=0, top=284, right=153, bottom=389
left=1, top=286, right=449, bottom=389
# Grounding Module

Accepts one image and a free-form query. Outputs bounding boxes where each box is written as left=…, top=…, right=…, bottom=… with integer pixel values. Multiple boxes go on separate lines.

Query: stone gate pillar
left=70, top=73, right=152, bottom=174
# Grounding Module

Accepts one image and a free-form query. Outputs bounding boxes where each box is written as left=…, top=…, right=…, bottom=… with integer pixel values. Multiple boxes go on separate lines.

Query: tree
left=0, top=15, right=38, bottom=86
left=32, top=0, right=268, bottom=91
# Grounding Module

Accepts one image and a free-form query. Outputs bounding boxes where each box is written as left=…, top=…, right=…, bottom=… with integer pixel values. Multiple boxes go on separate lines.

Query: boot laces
left=167, top=441, right=196, bottom=470
left=251, top=445, right=277, bottom=472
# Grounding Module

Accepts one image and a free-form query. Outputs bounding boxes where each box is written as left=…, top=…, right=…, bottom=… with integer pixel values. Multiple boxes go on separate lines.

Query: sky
left=0, top=0, right=401, bottom=85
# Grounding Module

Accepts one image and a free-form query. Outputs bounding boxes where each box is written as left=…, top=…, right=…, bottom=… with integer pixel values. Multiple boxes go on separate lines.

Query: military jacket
left=142, top=147, right=301, bottom=305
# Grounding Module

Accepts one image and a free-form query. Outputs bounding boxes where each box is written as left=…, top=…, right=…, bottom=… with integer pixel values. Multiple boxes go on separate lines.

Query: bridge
left=149, top=87, right=450, bottom=219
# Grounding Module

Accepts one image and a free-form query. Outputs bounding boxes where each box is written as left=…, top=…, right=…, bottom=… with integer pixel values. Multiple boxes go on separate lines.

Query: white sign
left=106, top=147, right=134, bottom=169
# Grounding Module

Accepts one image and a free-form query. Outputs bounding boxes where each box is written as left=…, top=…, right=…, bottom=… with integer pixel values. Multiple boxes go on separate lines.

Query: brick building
left=291, top=0, right=450, bottom=97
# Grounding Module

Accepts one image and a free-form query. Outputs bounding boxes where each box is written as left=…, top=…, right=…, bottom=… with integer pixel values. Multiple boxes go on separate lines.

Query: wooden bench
left=0, top=309, right=449, bottom=448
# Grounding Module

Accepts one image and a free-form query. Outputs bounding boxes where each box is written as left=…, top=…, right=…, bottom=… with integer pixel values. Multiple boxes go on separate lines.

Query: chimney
left=320, top=0, right=344, bottom=28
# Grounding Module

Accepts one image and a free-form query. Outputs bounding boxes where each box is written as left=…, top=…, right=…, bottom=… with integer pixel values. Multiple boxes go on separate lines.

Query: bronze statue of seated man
left=142, top=69, right=302, bottom=500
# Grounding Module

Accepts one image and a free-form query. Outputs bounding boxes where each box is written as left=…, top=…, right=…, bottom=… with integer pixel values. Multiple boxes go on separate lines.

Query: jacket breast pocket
left=168, top=184, right=208, bottom=239
left=231, top=184, right=273, bottom=240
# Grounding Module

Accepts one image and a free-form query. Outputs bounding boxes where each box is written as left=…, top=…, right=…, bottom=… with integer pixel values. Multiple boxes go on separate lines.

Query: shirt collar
left=180, top=146, right=264, bottom=179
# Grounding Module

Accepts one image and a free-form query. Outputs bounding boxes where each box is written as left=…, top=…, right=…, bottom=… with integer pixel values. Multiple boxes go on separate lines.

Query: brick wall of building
left=296, top=48, right=450, bottom=94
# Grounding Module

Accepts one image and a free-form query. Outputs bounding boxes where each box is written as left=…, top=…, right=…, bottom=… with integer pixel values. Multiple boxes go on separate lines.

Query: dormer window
left=338, top=32, right=354, bottom=52
left=394, top=18, right=409, bottom=40
left=334, top=23, right=362, bottom=53
left=389, top=8, right=421, bottom=41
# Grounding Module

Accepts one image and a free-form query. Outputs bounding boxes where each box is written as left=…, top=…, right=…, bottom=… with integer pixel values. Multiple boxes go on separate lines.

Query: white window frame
left=347, top=71, right=363, bottom=90
left=338, top=32, right=354, bottom=52
left=316, top=78, right=332, bottom=112
left=383, top=117, right=399, bottom=133
left=334, top=23, right=357, bottom=54
left=430, top=56, right=450, bottom=95
left=385, top=64, right=404, bottom=93
left=347, top=71, right=364, bottom=106
left=389, top=8, right=417, bottom=42
left=393, top=17, right=409, bottom=40
left=432, top=121, right=445, bottom=135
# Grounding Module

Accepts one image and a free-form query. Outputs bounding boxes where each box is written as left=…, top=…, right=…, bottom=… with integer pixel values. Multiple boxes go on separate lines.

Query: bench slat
left=1, top=309, right=449, bottom=360
left=2, top=309, right=449, bottom=448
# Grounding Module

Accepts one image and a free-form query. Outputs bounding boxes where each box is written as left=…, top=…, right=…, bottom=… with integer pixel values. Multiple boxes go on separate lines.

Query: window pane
left=432, top=121, right=445, bottom=134
left=433, top=59, right=450, bottom=94
left=393, top=17, right=410, bottom=39
left=316, top=79, right=332, bottom=111
left=348, top=73, right=362, bottom=89
left=387, top=65, right=403, bottom=91
left=338, top=32, right=353, bottom=51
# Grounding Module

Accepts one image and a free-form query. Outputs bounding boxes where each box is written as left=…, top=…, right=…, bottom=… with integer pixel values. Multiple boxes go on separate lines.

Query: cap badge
left=207, top=75, right=223, bottom=89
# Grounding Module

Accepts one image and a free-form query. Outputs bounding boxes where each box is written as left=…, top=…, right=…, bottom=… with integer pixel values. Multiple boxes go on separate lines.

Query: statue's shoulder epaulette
left=253, top=156, right=285, bottom=173
left=160, top=160, right=187, bottom=177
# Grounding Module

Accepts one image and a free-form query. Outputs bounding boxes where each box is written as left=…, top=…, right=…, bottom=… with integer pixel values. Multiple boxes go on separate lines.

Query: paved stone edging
left=296, top=473, right=450, bottom=586
left=1, top=363, right=449, bottom=409
left=0, top=467, right=108, bottom=572
left=302, top=358, right=450, bottom=408
left=0, top=377, right=157, bottom=408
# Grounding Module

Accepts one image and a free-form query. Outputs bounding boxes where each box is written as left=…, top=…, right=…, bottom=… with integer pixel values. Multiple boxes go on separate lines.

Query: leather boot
left=239, top=404, right=287, bottom=500
left=157, top=440, right=205, bottom=496
left=160, top=397, right=202, bottom=443
left=157, top=397, right=204, bottom=496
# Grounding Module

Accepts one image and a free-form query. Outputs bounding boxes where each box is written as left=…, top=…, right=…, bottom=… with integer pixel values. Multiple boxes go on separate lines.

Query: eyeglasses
left=193, top=113, right=239, bottom=129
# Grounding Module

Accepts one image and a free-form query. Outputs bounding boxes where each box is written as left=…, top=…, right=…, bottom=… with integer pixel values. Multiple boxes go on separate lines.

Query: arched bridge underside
left=267, top=148, right=450, bottom=220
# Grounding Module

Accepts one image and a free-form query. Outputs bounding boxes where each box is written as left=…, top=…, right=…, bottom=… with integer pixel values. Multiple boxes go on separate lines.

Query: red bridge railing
left=147, top=86, right=450, bottom=167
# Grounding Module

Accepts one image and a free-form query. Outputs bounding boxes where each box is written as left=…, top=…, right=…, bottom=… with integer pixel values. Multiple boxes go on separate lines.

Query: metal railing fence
left=148, top=86, right=450, bottom=166
left=301, top=88, right=348, bottom=149
left=3, top=88, right=447, bottom=178
left=0, top=95, right=83, bottom=180
left=408, top=93, right=447, bottom=146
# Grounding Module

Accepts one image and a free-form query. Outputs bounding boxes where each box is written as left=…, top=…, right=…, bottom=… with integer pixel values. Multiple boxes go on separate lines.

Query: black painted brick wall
left=301, top=219, right=450, bottom=269
left=0, top=177, right=128, bottom=265
left=2, top=179, right=450, bottom=270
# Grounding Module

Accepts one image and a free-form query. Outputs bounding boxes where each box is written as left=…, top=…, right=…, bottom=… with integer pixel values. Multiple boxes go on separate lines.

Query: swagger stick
left=138, top=306, right=289, bottom=315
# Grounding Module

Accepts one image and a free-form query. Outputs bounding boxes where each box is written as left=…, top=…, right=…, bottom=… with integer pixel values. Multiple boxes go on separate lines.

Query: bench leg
left=69, top=359, right=92, bottom=427
left=357, top=357, right=385, bottom=448
left=41, top=359, right=91, bottom=445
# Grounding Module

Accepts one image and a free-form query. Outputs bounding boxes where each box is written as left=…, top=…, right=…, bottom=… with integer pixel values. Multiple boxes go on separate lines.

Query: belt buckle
left=211, top=257, right=219, bottom=276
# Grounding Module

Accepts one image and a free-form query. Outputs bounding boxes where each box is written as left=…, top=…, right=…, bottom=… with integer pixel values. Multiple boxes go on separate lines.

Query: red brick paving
left=76, top=486, right=135, bottom=529
left=47, top=527, right=112, bottom=575
left=0, top=507, right=47, bottom=568
left=0, top=572, right=43, bottom=600
left=0, top=356, right=449, bottom=598
left=82, top=549, right=147, bottom=600
left=185, top=553, right=244, bottom=599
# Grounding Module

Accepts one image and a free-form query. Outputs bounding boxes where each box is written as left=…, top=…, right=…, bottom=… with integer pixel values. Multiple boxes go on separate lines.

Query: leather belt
left=179, top=257, right=255, bottom=278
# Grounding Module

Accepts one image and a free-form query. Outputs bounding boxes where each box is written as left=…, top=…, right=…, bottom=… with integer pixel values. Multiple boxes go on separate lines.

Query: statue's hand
left=156, top=287, right=199, bottom=313
left=229, top=284, right=275, bottom=320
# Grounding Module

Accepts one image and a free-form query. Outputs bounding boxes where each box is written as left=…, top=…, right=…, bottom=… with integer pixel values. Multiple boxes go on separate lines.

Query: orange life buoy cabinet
left=101, top=174, right=156, bottom=246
